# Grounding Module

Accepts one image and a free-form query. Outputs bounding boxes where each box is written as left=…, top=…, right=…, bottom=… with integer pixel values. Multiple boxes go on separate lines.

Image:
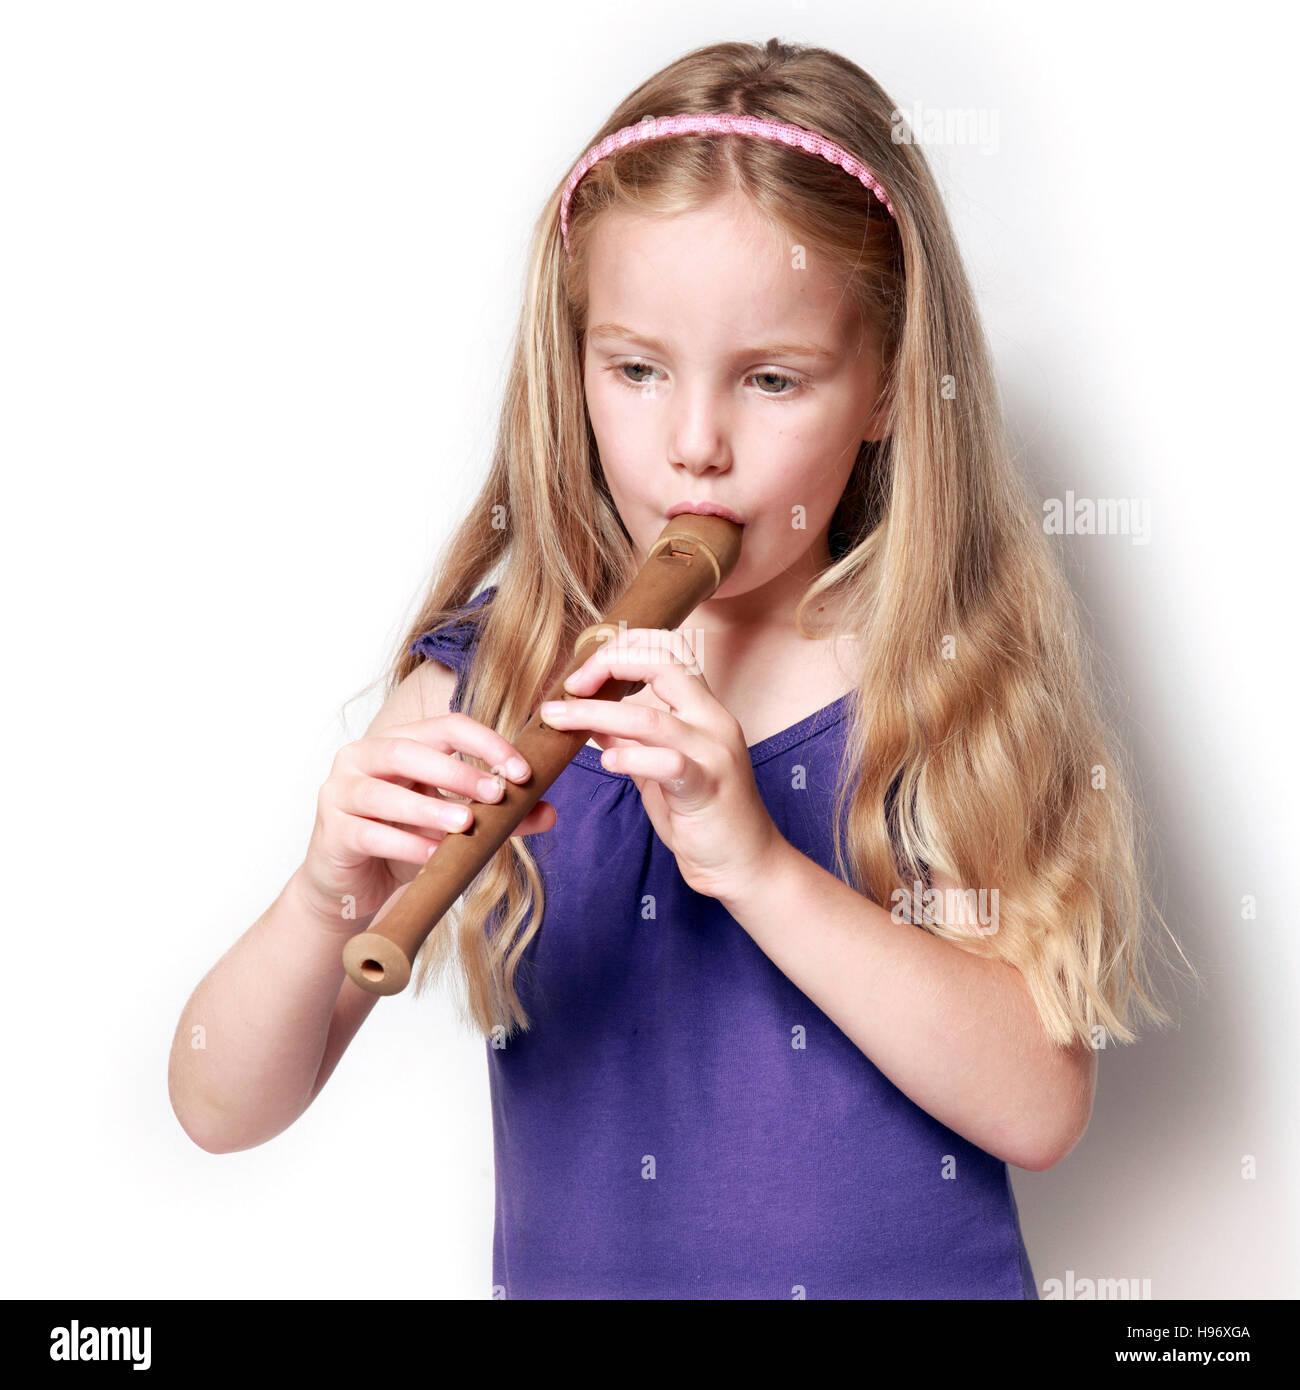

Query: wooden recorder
left=341, top=512, right=744, bottom=995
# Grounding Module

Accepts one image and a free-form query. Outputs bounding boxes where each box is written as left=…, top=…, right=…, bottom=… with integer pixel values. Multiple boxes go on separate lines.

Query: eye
left=750, top=369, right=802, bottom=396
left=613, top=360, right=662, bottom=387
left=605, top=360, right=807, bottom=398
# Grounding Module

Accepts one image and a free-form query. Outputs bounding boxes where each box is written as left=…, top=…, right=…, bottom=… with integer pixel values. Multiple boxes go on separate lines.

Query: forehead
left=583, top=190, right=858, bottom=347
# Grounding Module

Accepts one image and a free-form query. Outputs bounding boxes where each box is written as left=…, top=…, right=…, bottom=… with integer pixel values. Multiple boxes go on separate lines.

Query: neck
left=693, top=529, right=837, bottom=638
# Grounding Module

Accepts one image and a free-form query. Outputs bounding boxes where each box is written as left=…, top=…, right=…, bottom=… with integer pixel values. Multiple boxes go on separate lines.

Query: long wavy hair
left=381, top=38, right=1195, bottom=1048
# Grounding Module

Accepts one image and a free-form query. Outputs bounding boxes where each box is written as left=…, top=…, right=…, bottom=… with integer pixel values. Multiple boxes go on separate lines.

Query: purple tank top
left=413, top=587, right=1038, bottom=1299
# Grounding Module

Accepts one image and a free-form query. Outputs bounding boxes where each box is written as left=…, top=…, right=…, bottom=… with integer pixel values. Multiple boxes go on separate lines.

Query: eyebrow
left=586, top=322, right=839, bottom=363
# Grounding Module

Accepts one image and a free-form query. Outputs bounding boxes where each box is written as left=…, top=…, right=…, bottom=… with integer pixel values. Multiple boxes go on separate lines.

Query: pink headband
left=559, top=111, right=896, bottom=258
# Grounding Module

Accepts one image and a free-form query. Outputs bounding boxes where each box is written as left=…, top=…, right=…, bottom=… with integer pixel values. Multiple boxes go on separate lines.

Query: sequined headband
left=559, top=111, right=896, bottom=258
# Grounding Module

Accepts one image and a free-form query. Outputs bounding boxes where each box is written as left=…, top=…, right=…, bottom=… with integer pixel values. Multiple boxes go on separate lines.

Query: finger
left=568, top=637, right=713, bottom=726
left=336, top=774, right=481, bottom=834
left=350, top=794, right=557, bottom=882
left=340, top=816, right=443, bottom=867
left=354, top=736, right=518, bottom=805
left=598, top=744, right=700, bottom=798
left=520, top=799, right=558, bottom=834
left=381, top=799, right=559, bottom=888
left=580, top=729, right=637, bottom=753
left=546, top=662, right=719, bottom=745
left=387, top=796, right=557, bottom=841
left=564, top=627, right=704, bottom=695
left=540, top=692, right=715, bottom=779
left=379, top=713, right=532, bottom=783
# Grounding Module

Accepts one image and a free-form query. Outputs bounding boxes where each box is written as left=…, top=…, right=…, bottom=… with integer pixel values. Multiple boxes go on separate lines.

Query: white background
left=2, top=0, right=1295, bottom=1301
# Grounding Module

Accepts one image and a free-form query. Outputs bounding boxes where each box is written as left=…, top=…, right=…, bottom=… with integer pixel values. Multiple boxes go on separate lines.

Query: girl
left=169, top=38, right=1190, bottom=1300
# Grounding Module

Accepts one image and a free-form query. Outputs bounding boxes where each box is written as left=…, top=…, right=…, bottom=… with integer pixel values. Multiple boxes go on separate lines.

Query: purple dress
left=412, top=587, right=1038, bottom=1300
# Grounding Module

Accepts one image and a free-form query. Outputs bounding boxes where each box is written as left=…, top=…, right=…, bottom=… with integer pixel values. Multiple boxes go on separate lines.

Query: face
left=581, top=187, right=887, bottom=609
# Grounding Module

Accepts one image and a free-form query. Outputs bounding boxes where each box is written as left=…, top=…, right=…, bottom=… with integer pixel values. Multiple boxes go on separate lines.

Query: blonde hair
left=384, top=38, right=1196, bottom=1048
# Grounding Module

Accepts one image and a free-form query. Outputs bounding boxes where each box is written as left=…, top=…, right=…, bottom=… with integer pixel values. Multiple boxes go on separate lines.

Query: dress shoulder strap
left=409, top=585, right=497, bottom=714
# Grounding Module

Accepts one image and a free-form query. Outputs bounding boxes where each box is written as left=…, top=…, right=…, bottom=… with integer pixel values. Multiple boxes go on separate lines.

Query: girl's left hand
left=538, top=627, right=780, bottom=901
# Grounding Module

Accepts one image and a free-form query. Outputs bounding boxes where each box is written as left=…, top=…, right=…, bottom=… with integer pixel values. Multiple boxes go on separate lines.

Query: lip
left=666, top=500, right=746, bottom=526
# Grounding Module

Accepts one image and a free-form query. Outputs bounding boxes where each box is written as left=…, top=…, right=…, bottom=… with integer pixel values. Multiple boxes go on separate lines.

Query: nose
left=667, top=380, right=733, bottom=476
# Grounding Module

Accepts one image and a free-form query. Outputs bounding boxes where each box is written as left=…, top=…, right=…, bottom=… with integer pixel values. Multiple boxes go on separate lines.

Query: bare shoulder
left=365, top=657, right=460, bottom=738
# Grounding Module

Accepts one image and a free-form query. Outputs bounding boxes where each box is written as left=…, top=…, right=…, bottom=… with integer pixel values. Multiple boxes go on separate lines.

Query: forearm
left=718, top=839, right=1092, bottom=1170
left=167, top=867, right=369, bottom=1153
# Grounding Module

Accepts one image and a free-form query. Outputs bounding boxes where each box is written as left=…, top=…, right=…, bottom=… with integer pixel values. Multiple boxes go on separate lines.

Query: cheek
left=751, top=430, right=842, bottom=501
left=759, top=405, right=860, bottom=491
left=585, top=379, right=661, bottom=499
left=584, top=371, right=636, bottom=445
left=584, top=382, right=644, bottom=504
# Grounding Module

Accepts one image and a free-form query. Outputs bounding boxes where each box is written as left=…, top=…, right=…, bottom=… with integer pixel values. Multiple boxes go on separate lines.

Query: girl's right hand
left=297, top=713, right=557, bottom=929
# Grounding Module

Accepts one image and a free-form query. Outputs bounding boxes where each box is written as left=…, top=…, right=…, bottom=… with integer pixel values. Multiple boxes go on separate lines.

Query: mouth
left=666, top=500, right=746, bottom=526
